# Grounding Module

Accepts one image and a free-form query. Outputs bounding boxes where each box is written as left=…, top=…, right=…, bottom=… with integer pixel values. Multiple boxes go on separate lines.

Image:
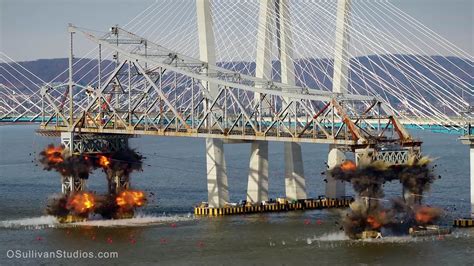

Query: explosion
left=98, top=155, right=111, bottom=168
left=67, top=192, right=96, bottom=215
left=94, top=190, right=147, bottom=219
left=39, top=144, right=93, bottom=180
left=414, top=206, right=442, bottom=225
left=328, top=156, right=443, bottom=239
left=40, top=144, right=147, bottom=221
left=100, top=149, right=143, bottom=194
left=116, top=190, right=147, bottom=210
left=340, top=160, right=357, bottom=172
left=46, top=192, right=96, bottom=218
left=41, top=144, right=64, bottom=164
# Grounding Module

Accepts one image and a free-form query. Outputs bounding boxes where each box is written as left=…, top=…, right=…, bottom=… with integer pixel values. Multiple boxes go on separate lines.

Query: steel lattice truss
left=35, top=26, right=414, bottom=148
left=1, top=0, right=471, bottom=132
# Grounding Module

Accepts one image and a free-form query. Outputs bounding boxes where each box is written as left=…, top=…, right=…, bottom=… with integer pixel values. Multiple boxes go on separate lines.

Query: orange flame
left=340, top=160, right=357, bottom=172
left=415, top=206, right=438, bottom=224
left=99, top=155, right=111, bottom=168
left=44, top=145, right=64, bottom=164
left=367, top=211, right=386, bottom=229
left=116, top=190, right=146, bottom=210
left=67, top=192, right=95, bottom=214
left=367, top=215, right=382, bottom=229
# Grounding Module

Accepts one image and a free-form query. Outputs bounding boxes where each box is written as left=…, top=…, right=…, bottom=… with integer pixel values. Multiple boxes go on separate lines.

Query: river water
left=0, top=125, right=472, bottom=265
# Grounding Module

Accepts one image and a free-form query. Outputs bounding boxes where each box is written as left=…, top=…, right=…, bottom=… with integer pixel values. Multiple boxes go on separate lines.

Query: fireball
left=415, top=206, right=441, bottom=225
left=116, top=190, right=146, bottom=210
left=99, top=155, right=111, bottom=168
left=44, top=145, right=64, bottom=164
left=67, top=192, right=96, bottom=214
left=340, top=160, right=357, bottom=172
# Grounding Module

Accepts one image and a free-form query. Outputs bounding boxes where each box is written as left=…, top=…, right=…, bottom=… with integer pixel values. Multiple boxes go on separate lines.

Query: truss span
left=37, top=25, right=416, bottom=149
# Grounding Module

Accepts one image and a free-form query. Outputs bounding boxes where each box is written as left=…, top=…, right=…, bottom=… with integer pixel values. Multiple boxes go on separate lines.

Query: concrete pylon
left=276, top=0, right=307, bottom=200
left=460, top=129, right=474, bottom=218
left=255, top=0, right=275, bottom=116
left=245, top=0, right=274, bottom=204
left=324, top=0, right=352, bottom=199
left=471, top=145, right=474, bottom=217
left=326, top=146, right=346, bottom=198
left=197, top=0, right=229, bottom=208
left=332, top=0, right=352, bottom=94
left=247, top=141, right=269, bottom=203
left=206, top=138, right=229, bottom=207
left=285, top=142, right=306, bottom=200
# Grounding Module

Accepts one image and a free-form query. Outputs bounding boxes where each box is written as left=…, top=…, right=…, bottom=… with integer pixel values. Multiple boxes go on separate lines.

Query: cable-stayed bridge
left=0, top=0, right=473, bottom=214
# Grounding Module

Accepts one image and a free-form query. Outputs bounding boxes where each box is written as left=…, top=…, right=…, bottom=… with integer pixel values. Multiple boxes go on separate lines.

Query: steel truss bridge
left=37, top=25, right=415, bottom=149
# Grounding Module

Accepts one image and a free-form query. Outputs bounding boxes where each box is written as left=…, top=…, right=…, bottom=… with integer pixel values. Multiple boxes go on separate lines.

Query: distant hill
left=1, top=55, right=472, bottom=108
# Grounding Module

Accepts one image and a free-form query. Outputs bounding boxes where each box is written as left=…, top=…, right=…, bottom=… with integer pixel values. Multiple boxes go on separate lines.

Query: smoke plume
left=327, top=156, right=442, bottom=239
left=40, top=144, right=147, bottom=220
left=97, top=148, right=144, bottom=194
left=39, top=144, right=92, bottom=179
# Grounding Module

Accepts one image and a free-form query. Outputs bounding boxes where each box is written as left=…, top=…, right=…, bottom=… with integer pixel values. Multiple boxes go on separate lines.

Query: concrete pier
left=469, top=144, right=474, bottom=218
left=460, top=132, right=474, bottom=218
left=285, top=142, right=307, bottom=200
left=206, top=138, right=229, bottom=208
left=247, top=141, right=269, bottom=203
left=326, top=146, right=346, bottom=198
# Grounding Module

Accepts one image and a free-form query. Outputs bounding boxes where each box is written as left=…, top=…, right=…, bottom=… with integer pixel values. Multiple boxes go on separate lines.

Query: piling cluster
left=195, top=197, right=353, bottom=216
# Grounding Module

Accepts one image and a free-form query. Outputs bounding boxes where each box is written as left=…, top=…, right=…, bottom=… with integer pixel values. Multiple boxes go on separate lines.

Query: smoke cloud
left=327, top=156, right=442, bottom=239
left=40, top=144, right=147, bottom=220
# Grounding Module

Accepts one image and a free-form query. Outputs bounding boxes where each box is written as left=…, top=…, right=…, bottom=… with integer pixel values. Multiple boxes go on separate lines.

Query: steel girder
left=37, top=25, right=417, bottom=148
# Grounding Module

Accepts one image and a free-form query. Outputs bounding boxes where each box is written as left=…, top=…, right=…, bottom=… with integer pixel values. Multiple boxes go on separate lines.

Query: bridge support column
left=247, top=141, right=269, bottom=203
left=285, top=142, right=306, bottom=200
left=471, top=145, right=474, bottom=217
left=326, top=146, right=346, bottom=198
left=197, top=0, right=229, bottom=208
left=206, top=138, right=229, bottom=208
left=460, top=129, right=474, bottom=218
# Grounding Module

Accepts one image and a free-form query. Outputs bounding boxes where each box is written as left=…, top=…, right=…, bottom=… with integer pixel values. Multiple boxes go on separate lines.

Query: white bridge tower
left=326, top=0, right=352, bottom=198
left=196, top=0, right=354, bottom=205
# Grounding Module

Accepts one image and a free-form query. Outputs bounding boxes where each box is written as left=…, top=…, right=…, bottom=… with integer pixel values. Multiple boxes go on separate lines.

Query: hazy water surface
left=0, top=125, right=473, bottom=265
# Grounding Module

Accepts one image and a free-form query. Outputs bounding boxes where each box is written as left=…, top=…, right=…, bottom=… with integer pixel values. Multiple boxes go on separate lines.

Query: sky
left=0, top=0, right=473, bottom=61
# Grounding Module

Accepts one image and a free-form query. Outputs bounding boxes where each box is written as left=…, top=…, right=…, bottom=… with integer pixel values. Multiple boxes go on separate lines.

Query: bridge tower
left=197, top=0, right=229, bottom=208
left=326, top=0, right=352, bottom=199
left=251, top=0, right=307, bottom=202
left=246, top=0, right=274, bottom=204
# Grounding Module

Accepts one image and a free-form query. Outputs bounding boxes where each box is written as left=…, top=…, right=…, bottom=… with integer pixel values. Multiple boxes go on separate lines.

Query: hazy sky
left=1, top=0, right=473, bottom=61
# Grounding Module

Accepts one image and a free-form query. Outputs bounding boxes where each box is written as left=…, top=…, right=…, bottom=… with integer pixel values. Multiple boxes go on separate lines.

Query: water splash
left=71, top=214, right=194, bottom=227
left=306, top=230, right=471, bottom=244
left=0, top=214, right=194, bottom=229
left=315, top=232, right=349, bottom=241
left=0, top=216, right=59, bottom=229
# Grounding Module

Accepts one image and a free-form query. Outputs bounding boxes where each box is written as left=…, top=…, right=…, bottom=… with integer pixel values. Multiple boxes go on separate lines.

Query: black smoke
left=327, top=156, right=442, bottom=239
